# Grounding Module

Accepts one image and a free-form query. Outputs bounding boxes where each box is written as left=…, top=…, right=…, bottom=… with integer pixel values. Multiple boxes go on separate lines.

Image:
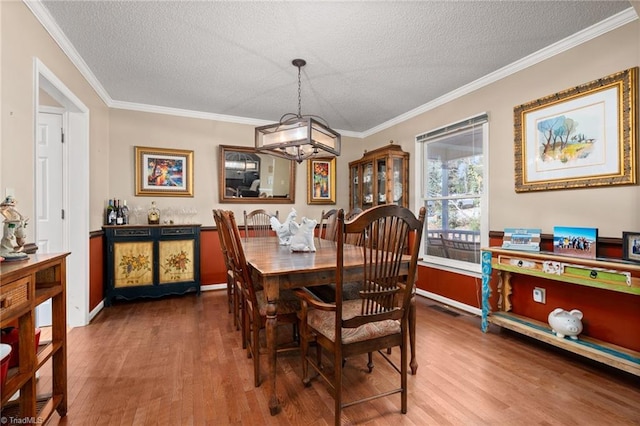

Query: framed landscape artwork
left=514, top=67, right=638, bottom=192
left=307, top=157, right=336, bottom=205
left=135, top=146, right=194, bottom=197
left=622, top=231, right=640, bottom=263
left=553, top=226, right=598, bottom=259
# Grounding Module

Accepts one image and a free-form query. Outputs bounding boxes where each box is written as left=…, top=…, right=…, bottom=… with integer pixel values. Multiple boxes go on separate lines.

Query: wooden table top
left=242, top=237, right=411, bottom=287
left=242, top=237, right=366, bottom=276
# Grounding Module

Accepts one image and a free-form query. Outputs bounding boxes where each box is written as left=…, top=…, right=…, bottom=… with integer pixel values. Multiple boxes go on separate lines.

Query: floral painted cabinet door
left=159, top=239, right=195, bottom=283
left=114, top=241, right=154, bottom=287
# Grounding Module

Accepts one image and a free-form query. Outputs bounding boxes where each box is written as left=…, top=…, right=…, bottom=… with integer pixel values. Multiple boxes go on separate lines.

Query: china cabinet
left=349, top=143, right=409, bottom=211
left=103, top=224, right=201, bottom=306
left=1, top=253, right=69, bottom=422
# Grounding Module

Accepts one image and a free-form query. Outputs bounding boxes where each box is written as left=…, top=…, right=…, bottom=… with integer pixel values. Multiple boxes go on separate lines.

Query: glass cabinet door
left=363, top=162, right=374, bottom=208
left=392, top=157, right=404, bottom=205
left=377, top=158, right=387, bottom=205
left=351, top=165, right=360, bottom=209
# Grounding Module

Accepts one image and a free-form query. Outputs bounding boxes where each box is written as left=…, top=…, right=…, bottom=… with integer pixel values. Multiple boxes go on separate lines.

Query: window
left=417, top=114, right=488, bottom=271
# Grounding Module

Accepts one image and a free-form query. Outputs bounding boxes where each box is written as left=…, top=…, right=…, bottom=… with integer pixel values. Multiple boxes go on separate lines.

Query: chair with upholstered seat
left=308, top=206, right=365, bottom=303
left=295, top=205, right=425, bottom=425
left=243, top=209, right=278, bottom=238
left=220, top=210, right=301, bottom=387
left=344, top=207, right=364, bottom=245
left=318, top=209, right=338, bottom=241
left=213, top=209, right=244, bottom=334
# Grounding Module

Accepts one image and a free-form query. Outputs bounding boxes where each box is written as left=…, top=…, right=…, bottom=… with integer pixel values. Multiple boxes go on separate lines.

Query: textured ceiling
left=37, top=1, right=635, bottom=135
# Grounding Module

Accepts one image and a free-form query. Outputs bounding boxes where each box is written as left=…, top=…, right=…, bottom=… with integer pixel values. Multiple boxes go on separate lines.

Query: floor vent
left=428, top=304, right=461, bottom=317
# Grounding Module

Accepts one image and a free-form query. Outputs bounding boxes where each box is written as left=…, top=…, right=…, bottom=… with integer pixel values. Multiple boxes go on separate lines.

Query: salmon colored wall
left=415, top=267, right=481, bottom=309
left=200, top=228, right=226, bottom=286
left=91, top=229, right=637, bottom=352
left=89, top=233, right=104, bottom=311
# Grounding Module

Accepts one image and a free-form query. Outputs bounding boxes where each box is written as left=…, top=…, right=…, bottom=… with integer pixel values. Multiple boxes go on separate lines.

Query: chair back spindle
left=244, top=209, right=278, bottom=238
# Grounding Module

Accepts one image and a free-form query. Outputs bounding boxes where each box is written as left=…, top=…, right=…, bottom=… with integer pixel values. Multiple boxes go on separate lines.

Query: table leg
left=409, top=295, right=418, bottom=375
left=264, top=279, right=280, bottom=415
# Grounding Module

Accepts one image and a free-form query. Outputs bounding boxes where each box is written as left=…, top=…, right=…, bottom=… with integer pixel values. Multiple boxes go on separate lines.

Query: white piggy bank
left=548, top=308, right=583, bottom=340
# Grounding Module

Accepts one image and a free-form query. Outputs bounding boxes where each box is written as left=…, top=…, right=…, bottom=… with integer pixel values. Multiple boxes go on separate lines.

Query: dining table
left=242, top=236, right=418, bottom=416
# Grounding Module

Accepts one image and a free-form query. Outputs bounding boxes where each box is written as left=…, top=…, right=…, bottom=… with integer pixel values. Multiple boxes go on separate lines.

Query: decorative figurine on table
left=270, top=208, right=300, bottom=245
left=290, top=217, right=318, bottom=252
left=548, top=308, right=583, bottom=340
left=0, top=196, right=29, bottom=260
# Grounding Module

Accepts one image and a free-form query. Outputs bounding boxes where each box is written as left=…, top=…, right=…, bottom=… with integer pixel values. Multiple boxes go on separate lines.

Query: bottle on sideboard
left=105, top=199, right=114, bottom=225
left=121, top=200, right=130, bottom=225
left=148, top=201, right=160, bottom=225
left=116, top=199, right=124, bottom=225
left=108, top=199, right=117, bottom=225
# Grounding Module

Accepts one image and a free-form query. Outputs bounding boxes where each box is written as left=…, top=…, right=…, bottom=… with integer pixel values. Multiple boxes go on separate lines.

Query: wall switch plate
left=533, top=287, right=546, bottom=304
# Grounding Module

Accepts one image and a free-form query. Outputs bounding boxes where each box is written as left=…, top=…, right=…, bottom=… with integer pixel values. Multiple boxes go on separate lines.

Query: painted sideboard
left=103, top=225, right=201, bottom=306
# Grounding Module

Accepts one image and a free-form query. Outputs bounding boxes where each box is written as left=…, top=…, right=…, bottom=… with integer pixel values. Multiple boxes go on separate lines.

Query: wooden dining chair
left=212, top=209, right=233, bottom=315
left=344, top=207, right=364, bottom=245
left=221, top=210, right=301, bottom=387
left=308, top=206, right=365, bottom=303
left=318, top=209, right=338, bottom=241
left=295, top=205, right=426, bottom=425
left=213, top=209, right=243, bottom=334
left=243, top=209, right=278, bottom=238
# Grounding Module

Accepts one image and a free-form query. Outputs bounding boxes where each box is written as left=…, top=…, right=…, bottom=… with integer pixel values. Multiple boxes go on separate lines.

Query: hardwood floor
left=43, top=291, right=639, bottom=425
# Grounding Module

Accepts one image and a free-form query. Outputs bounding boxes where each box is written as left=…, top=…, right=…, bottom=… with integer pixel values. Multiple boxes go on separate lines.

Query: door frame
left=34, top=58, right=91, bottom=327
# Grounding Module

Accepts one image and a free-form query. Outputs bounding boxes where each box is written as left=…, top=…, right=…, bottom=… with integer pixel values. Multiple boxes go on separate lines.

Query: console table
left=481, top=248, right=640, bottom=376
left=1, top=253, right=69, bottom=422
left=104, top=224, right=201, bottom=306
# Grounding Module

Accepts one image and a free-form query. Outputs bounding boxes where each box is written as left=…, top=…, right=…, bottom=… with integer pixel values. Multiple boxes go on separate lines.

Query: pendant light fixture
left=255, top=59, right=341, bottom=163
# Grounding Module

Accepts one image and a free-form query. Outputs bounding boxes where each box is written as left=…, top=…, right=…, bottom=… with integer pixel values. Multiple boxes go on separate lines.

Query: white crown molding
left=108, top=100, right=363, bottom=138
left=25, top=1, right=637, bottom=139
left=109, top=100, right=273, bottom=126
left=361, top=7, right=638, bottom=139
left=25, top=0, right=113, bottom=106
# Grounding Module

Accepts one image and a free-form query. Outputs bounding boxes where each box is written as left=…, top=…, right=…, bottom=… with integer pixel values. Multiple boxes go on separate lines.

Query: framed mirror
left=219, top=145, right=296, bottom=203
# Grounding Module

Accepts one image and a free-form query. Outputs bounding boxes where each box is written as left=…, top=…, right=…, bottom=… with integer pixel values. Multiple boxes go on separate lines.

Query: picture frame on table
left=553, top=226, right=598, bottom=260
left=307, top=157, right=336, bottom=205
left=135, top=146, right=194, bottom=197
left=622, top=231, right=640, bottom=263
left=514, top=67, right=638, bottom=193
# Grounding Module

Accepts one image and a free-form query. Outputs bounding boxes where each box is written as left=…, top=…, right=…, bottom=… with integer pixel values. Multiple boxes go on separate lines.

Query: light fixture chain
left=255, top=58, right=340, bottom=163
left=297, top=64, right=302, bottom=117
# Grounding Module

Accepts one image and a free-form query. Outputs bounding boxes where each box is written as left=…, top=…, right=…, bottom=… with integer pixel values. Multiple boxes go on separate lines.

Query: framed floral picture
left=514, top=67, right=637, bottom=192
left=135, top=146, right=194, bottom=197
left=307, top=157, right=336, bottom=205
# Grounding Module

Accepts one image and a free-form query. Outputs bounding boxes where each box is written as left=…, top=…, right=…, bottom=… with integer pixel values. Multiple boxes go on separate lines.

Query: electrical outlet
left=533, top=287, right=546, bottom=304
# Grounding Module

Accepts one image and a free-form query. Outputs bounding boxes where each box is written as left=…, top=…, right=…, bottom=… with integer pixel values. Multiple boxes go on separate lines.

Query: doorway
left=34, top=58, right=90, bottom=327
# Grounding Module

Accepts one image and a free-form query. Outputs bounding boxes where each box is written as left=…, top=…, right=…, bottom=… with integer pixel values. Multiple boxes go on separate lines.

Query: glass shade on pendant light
left=255, top=59, right=341, bottom=163
left=255, top=116, right=341, bottom=163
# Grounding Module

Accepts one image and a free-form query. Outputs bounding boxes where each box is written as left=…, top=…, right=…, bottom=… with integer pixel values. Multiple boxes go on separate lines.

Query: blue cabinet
left=104, top=225, right=201, bottom=306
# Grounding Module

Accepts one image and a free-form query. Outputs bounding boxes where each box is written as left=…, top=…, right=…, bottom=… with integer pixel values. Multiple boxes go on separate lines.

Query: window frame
left=415, top=115, right=489, bottom=274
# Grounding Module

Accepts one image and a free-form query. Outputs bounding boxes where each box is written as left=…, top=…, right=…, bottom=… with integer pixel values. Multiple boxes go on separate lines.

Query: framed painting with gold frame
left=135, top=146, right=194, bottom=197
left=307, top=157, right=336, bottom=205
left=514, top=67, right=637, bottom=192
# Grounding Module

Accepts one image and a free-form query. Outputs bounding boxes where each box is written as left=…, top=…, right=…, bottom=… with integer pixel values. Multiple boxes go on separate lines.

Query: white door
left=35, top=111, right=65, bottom=327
